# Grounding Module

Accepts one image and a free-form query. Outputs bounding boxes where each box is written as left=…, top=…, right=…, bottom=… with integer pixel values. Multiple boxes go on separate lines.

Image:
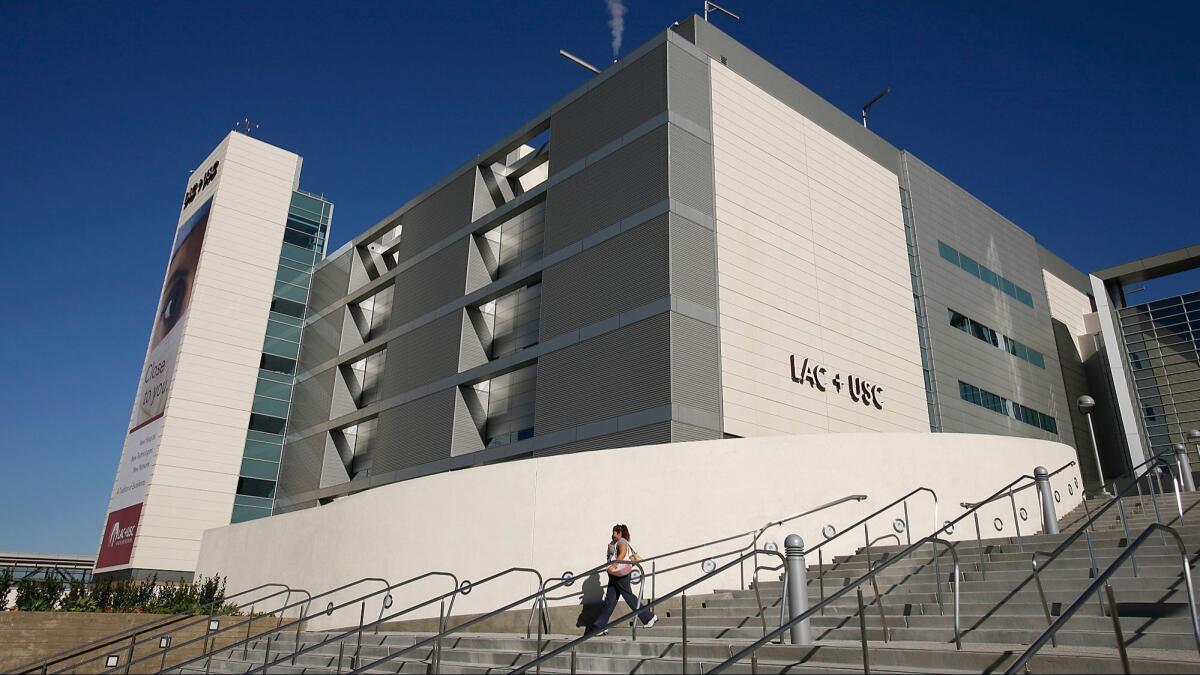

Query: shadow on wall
left=575, top=573, right=604, bottom=628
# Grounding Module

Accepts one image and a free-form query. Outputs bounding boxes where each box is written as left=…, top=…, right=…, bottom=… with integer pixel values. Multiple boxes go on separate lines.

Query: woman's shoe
left=644, top=614, right=659, bottom=629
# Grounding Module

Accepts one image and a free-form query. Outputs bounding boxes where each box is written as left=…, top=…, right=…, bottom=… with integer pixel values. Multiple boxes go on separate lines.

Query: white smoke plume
left=607, top=0, right=627, bottom=60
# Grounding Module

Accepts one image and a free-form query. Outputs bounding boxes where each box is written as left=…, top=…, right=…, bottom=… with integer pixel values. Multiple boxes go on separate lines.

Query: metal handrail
left=943, top=452, right=1184, bottom=646
left=804, top=487, right=938, bottom=557
left=509, top=549, right=787, bottom=675
left=126, top=576, right=406, bottom=675
left=1005, top=523, right=1200, bottom=673
left=19, top=583, right=298, bottom=675
left=802, top=487, right=939, bottom=613
left=709, top=464, right=1079, bottom=673
left=334, top=567, right=547, bottom=674
left=162, top=572, right=458, bottom=675
left=501, top=493, right=870, bottom=625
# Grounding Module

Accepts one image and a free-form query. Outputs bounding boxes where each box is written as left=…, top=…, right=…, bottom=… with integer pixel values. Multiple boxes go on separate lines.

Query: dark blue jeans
left=592, top=573, right=653, bottom=630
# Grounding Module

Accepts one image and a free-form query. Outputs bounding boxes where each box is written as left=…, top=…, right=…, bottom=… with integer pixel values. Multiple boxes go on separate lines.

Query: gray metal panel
left=318, top=435, right=350, bottom=488
left=671, top=421, right=722, bottom=442
left=904, top=153, right=1075, bottom=446
left=330, top=365, right=358, bottom=419
left=534, top=313, right=672, bottom=434
left=451, top=387, right=484, bottom=457
left=276, top=432, right=326, bottom=508
left=550, top=44, right=667, bottom=173
left=396, top=169, right=476, bottom=264
left=458, top=311, right=488, bottom=372
left=307, top=250, right=351, bottom=315
left=668, top=124, right=715, bottom=217
left=299, top=310, right=344, bottom=373
left=288, top=367, right=335, bottom=434
left=670, top=313, right=721, bottom=416
left=372, top=389, right=455, bottom=474
left=1037, top=245, right=1092, bottom=297
left=379, top=312, right=464, bottom=399
left=544, top=126, right=669, bottom=254
left=539, top=215, right=671, bottom=341
left=388, top=238, right=471, bottom=328
left=667, top=42, right=711, bottom=130
left=533, top=422, right=672, bottom=458
left=674, top=18, right=901, bottom=175
left=465, top=236, right=494, bottom=295
left=669, top=213, right=718, bottom=310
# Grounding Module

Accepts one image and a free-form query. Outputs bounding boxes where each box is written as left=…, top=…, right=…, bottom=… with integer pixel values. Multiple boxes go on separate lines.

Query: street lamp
left=1077, top=395, right=1111, bottom=496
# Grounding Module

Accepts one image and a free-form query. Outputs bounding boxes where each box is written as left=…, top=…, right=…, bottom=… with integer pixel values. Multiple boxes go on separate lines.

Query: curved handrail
left=490, top=492, right=870, bottom=631
left=708, top=464, right=1078, bottom=673
left=246, top=566, right=537, bottom=672
left=1004, top=523, right=1200, bottom=673
left=23, top=583, right=298, bottom=675
left=83, top=586, right=303, bottom=674
left=751, top=562, right=788, bottom=642
left=804, top=487, right=938, bottom=557
left=509, top=549, right=787, bottom=675
left=161, top=572, right=457, bottom=675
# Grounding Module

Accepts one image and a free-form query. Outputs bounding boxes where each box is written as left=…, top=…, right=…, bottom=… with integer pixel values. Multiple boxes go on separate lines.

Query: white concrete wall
left=1042, top=270, right=1094, bottom=361
left=118, top=133, right=303, bottom=574
left=708, top=63, right=929, bottom=436
left=196, top=433, right=1081, bottom=630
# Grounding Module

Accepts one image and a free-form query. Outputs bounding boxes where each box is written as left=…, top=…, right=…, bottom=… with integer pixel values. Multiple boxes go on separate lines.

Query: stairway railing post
left=856, top=588, right=871, bottom=675
left=784, top=535, right=810, bottom=645
left=1174, top=444, right=1196, bottom=492
left=1034, top=466, right=1059, bottom=534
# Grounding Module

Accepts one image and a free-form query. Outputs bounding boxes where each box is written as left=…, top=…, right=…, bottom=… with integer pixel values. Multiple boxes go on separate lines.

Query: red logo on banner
left=96, top=503, right=143, bottom=569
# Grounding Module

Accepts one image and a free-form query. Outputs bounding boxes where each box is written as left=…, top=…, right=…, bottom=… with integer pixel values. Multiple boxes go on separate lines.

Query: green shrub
left=15, top=577, right=63, bottom=611
left=0, top=568, right=13, bottom=608
left=60, top=579, right=98, bottom=612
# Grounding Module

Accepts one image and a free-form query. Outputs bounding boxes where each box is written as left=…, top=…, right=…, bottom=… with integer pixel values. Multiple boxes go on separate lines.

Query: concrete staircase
left=177, top=491, right=1200, bottom=674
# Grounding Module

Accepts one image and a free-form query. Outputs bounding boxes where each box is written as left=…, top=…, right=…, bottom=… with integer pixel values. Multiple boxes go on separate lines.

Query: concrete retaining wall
left=197, top=433, right=1083, bottom=631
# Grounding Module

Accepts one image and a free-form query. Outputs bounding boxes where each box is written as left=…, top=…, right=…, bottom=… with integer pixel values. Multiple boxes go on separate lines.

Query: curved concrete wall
left=196, top=433, right=1081, bottom=630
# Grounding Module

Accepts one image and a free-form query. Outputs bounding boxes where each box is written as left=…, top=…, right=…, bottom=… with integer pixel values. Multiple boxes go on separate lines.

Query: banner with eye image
left=97, top=196, right=212, bottom=570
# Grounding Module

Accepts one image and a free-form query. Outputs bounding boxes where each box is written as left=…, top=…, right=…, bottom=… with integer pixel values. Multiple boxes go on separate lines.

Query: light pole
left=1077, top=395, right=1111, bottom=496
left=1188, top=429, right=1200, bottom=484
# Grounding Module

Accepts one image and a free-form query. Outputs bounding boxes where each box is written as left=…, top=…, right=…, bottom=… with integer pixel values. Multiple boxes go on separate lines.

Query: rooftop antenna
left=559, top=49, right=601, bottom=75
left=703, top=1, right=740, bottom=22
left=236, top=118, right=260, bottom=135
left=860, top=87, right=891, bottom=129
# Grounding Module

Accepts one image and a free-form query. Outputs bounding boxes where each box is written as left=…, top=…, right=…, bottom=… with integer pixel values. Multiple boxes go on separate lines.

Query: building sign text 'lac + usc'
left=182, top=160, right=220, bottom=207
left=789, top=355, right=885, bottom=410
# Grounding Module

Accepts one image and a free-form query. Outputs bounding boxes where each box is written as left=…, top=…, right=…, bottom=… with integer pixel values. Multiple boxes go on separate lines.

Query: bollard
left=1034, top=466, right=1060, bottom=534
left=1175, top=444, right=1196, bottom=492
left=784, top=534, right=812, bottom=645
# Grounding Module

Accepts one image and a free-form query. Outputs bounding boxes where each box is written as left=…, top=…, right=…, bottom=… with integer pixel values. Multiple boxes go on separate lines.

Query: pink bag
left=607, top=560, right=633, bottom=577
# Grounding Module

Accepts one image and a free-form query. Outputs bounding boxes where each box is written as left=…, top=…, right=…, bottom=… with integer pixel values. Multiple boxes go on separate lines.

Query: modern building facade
left=104, top=16, right=1167, bottom=580
left=270, top=17, right=1103, bottom=516
left=95, top=132, right=331, bottom=580
left=1090, top=246, right=1200, bottom=476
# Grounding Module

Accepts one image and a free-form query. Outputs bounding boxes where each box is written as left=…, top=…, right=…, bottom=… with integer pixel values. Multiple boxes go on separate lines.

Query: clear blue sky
left=1, top=2, right=1196, bottom=555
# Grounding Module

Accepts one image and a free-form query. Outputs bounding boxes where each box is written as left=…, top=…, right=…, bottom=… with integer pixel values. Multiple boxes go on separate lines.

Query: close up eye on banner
left=97, top=196, right=212, bottom=571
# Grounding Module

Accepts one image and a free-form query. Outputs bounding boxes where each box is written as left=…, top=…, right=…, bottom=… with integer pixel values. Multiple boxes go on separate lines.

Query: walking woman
left=590, top=524, right=658, bottom=635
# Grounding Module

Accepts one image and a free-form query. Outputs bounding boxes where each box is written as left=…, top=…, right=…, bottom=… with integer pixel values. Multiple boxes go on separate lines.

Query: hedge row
left=0, top=569, right=238, bottom=614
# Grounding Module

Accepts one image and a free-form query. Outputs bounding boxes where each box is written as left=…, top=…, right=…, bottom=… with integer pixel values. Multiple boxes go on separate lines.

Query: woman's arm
left=615, top=542, right=628, bottom=561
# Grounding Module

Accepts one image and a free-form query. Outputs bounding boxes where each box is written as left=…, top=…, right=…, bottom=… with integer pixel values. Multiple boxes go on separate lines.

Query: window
left=937, top=241, right=1035, bottom=308
left=259, top=354, right=297, bottom=375
left=248, top=413, right=287, bottom=435
left=270, top=297, right=307, bottom=319
left=236, top=477, right=276, bottom=499
left=959, top=380, right=1058, bottom=434
left=949, top=309, right=970, bottom=332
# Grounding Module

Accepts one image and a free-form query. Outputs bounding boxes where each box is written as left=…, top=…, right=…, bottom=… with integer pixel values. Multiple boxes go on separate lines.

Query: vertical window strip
left=233, top=190, right=333, bottom=523
left=900, top=187, right=940, bottom=431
